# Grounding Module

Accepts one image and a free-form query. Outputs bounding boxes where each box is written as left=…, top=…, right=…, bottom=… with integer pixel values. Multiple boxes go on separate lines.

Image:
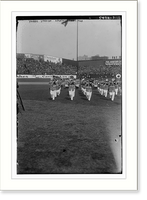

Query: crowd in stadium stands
left=17, top=58, right=122, bottom=76
left=78, top=65, right=122, bottom=76
left=17, top=58, right=77, bottom=75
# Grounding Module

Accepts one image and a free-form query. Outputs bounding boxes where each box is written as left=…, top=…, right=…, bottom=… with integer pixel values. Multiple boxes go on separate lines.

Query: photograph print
left=16, top=15, right=122, bottom=175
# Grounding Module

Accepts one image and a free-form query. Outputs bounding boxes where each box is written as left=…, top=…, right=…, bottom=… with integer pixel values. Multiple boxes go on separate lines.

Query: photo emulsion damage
left=16, top=15, right=122, bottom=175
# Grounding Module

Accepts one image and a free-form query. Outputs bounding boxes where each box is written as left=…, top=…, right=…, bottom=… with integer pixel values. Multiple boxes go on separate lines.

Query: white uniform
left=68, top=85, right=75, bottom=100
left=103, top=84, right=109, bottom=98
left=114, top=84, right=119, bottom=95
left=97, top=83, right=100, bottom=93
left=85, top=86, right=92, bottom=101
left=100, top=84, right=104, bottom=95
left=109, top=85, right=115, bottom=101
left=50, top=85, right=57, bottom=100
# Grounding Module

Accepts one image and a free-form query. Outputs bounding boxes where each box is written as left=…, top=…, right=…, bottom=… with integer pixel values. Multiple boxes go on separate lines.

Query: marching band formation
left=49, top=77, right=122, bottom=101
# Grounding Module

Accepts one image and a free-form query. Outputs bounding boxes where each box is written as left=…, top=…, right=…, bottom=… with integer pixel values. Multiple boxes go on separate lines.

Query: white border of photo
left=0, top=0, right=137, bottom=190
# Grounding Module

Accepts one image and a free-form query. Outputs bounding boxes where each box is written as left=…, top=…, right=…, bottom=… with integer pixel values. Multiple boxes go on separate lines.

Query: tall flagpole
left=77, top=19, right=78, bottom=77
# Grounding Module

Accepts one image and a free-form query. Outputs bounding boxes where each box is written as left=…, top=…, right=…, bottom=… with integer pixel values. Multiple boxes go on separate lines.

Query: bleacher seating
left=17, top=58, right=122, bottom=76
left=17, top=58, right=77, bottom=75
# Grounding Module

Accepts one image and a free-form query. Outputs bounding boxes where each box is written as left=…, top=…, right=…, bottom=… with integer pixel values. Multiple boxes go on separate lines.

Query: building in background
left=30, top=54, right=40, bottom=61
left=91, top=55, right=109, bottom=60
left=78, top=55, right=90, bottom=60
left=24, top=53, right=31, bottom=59
left=44, top=55, right=62, bottom=64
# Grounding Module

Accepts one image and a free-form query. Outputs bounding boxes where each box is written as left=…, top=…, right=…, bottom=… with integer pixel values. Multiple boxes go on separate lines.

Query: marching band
left=49, top=76, right=122, bottom=101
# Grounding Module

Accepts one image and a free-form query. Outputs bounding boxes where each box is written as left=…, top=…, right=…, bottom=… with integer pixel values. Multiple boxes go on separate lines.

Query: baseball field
left=17, top=78, right=122, bottom=174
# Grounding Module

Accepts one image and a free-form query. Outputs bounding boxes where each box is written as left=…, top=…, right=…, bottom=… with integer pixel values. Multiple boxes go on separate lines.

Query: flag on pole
left=61, top=19, right=76, bottom=26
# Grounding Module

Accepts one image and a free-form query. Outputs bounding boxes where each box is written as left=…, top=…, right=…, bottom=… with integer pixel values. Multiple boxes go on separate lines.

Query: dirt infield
left=17, top=80, right=122, bottom=174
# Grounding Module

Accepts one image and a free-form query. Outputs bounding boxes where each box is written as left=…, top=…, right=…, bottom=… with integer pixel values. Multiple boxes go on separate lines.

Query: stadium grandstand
left=17, top=53, right=122, bottom=78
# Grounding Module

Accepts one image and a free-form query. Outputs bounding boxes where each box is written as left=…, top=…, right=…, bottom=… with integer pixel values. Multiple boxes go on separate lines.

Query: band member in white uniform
left=97, top=82, right=100, bottom=93
left=109, top=82, right=115, bottom=101
left=68, top=82, right=75, bottom=100
left=103, top=82, right=109, bottom=98
left=85, top=83, right=92, bottom=101
left=99, top=83, right=104, bottom=95
left=81, top=82, right=86, bottom=95
left=56, top=83, right=61, bottom=96
left=50, top=81, right=57, bottom=100
left=114, top=82, right=119, bottom=95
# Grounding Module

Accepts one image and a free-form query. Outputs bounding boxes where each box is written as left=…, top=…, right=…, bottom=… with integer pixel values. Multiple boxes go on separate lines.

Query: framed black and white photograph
left=0, top=0, right=137, bottom=191
left=15, top=14, right=123, bottom=177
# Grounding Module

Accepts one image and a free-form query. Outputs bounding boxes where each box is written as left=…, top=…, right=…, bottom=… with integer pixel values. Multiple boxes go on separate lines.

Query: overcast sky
left=17, top=19, right=121, bottom=60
